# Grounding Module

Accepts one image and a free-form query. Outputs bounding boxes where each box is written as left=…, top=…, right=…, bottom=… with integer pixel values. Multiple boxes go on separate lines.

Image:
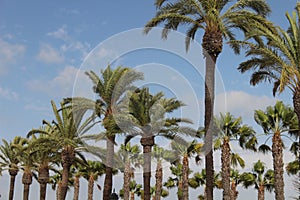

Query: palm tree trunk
left=57, top=183, right=62, bottom=200
left=178, top=179, right=183, bottom=200
left=221, top=138, right=231, bottom=200
left=272, top=132, right=285, bottom=200
left=38, top=166, right=49, bottom=200
left=258, top=184, right=265, bottom=200
left=60, top=146, right=75, bottom=200
left=22, top=171, right=32, bottom=200
left=182, top=155, right=189, bottom=200
left=230, top=181, right=238, bottom=200
left=130, top=191, right=135, bottom=200
left=40, top=184, right=47, bottom=200
left=23, top=184, right=30, bottom=200
left=8, top=169, right=18, bottom=200
left=203, top=45, right=217, bottom=200
left=141, top=136, right=154, bottom=200
left=155, top=161, right=162, bottom=200
left=88, top=175, right=94, bottom=200
left=103, top=135, right=115, bottom=200
left=293, top=87, right=300, bottom=184
left=73, top=176, right=79, bottom=200
left=124, top=160, right=131, bottom=200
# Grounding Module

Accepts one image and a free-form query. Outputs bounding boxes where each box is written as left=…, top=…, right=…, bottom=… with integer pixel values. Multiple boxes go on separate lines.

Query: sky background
left=0, top=0, right=299, bottom=199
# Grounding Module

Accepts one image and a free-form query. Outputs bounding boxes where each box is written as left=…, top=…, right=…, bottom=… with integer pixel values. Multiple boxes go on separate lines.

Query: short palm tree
left=119, top=87, right=193, bottom=200
left=240, top=160, right=274, bottom=200
left=118, top=143, right=142, bottom=200
left=212, top=112, right=256, bottom=200
left=119, top=180, right=143, bottom=200
left=64, top=65, right=143, bottom=200
left=229, top=169, right=242, bottom=200
left=254, top=101, right=298, bottom=200
left=145, top=1, right=271, bottom=199
left=0, top=136, right=27, bottom=200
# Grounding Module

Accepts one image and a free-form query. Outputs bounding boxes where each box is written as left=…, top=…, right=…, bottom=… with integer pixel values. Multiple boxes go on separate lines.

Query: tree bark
left=203, top=46, right=217, bottom=200
left=155, top=161, right=162, bottom=200
left=60, top=146, right=75, bottom=200
left=258, top=184, right=265, bottom=200
left=103, top=135, right=115, bottom=200
left=88, top=176, right=94, bottom=200
left=221, top=138, right=231, bottom=200
left=182, top=155, right=189, bottom=200
left=23, top=184, right=30, bottom=200
left=130, top=191, right=135, bottom=200
left=123, top=160, right=131, bottom=200
left=178, top=179, right=183, bottom=200
left=272, top=132, right=284, bottom=200
left=141, top=136, right=154, bottom=200
left=292, top=87, right=300, bottom=189
left=40, top=184, right=47, bottom=200
left=8, top=169, right=18, bottom=200
left=38, top=166, right=49, bottom=200
left=73, top=176, right=79, bottom=200
left=230, top=181, right=238, bottom=200
left=22, top=171, right=32, bottom=200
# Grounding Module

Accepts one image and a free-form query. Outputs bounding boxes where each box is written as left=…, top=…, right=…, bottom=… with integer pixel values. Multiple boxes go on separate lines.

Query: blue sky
left=0, top=0, right=299, bottom=199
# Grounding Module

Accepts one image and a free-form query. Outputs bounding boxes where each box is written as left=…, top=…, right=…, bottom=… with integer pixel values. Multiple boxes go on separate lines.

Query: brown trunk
left=57, top=183, right=62, bottom=200
left=130, top=191, right=135, bottom=200
left=22, top=171, right=32, bottom=200
left=141, top=136, right=154, bottom=200
left=88, top=175, right=94, bottom=200
left=182, top=155, right=189, bottom=200
left=178, top=179, right=183, bottom=200
left=155, top=161, right=162, bottom=200
left=221, top=138, right=231, bottom=200
left=272, top=132, right=284, bottom=200
left=258, top=184, right=265, bottom=200
left=124, top=160, right=131, bottom=200
left=73, top=176, right=79, bottom=200
left=230, top=181, right=238, bottom=200
left=38, top=165, right=49, bottom=200
left=203, top=29, right=220, bottom=200
left=8, top=168, right=18, bottom=200
left=103, top=135, right=115, bottom=200
left=293, top=88, right=300, bottom=186
left=60, top=146, right=75, bottom=200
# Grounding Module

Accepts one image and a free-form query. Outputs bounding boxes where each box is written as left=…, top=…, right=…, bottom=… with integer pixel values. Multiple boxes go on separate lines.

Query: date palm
left=212, top=112, right=256, bottom=200
left=64, top=65, right=143, bottom=200
left=145, top=1, right=271, bottom=199
left=0, top=136, right=27, bottom=200
left=119, top=87, right=193, bottom=200
left=240, top=160, right=274, bottom=200
left=254, top=101, right=298, bottom=200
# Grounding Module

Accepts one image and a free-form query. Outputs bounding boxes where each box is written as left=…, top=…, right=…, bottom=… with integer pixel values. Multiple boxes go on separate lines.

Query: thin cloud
left=36, top=44, right=64, bottom=64
left=0, top=86, right=18, bottom=100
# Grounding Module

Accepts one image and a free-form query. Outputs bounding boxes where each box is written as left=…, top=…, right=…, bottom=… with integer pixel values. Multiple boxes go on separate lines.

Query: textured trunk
left=178, top=179, right=183, bottom=200
left=155, top=161, right=162, bottom=200
left=103, top=135, right=115, bottom=200
left=230, top=181, right=238, bottom=200
left=38, top=165, right=49, bottom=200
left=258, top=184, right=265, bottom=200
left=182, top=155, right=189, bottom=200
left=22, top=171, right=32, bottom=200
left=293, top=88, right=300, bottom=185
left=9, top=168, right=18, bottom=200
left=221, top=138, right=231, bottom=200
left=88, top=176, right=94, bottom=200
left=203, top=29, right=221, bottom=200
left=141, top=136, right=154, bottom=200
left=272, top=132, right=284, bottom=200
left=60, top=146, right=75, bottom=200
left=73, top=176, right=80, bottom=200
left=130, top=192, right=135, bottom=200
left=57, top=183, right=62, bottom=200
left=123, top=160, right=131, bottom=200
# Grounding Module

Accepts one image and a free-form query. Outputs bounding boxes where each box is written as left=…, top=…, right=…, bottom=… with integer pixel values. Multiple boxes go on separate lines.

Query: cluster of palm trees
left=0, top=0, right=300, bottom=200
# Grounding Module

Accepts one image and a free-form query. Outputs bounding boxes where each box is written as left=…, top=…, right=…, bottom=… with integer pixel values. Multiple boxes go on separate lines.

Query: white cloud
left=27, top=65, right=90, bottom=98
left=0, top=38, right=25, bottom=75
left=47, top=25, right=69, bottom=40
left=36, top=44, right=64, bottom=64
left=215, top=91, right=276, bottom=120
left=0, top=86, right=18, bottom=100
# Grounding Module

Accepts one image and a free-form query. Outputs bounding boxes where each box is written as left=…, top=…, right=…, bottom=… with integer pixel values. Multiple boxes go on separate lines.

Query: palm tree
left=236, top=3, right=300, bottom=185
left=254, top=101, right=298, bottom=200
left=29, top=100, right=97, bottom=200
left=144, top=1, right=271, bottom=199
left=119, top=87, right=193, bottom=200
left=0, top=136, right=27, bottom=200
left=212, top=112, right=256, bottom=200
left=240, top=160, right=274, bottom=200
left=118, top=143, right=142, bottom=200
left=119, top=180, right=143, bottom=200
left=64, top=65, right=143, bottom=200
left=229, top=169, right=242, bottom=200
left=152, top=145, right=174, bottom=200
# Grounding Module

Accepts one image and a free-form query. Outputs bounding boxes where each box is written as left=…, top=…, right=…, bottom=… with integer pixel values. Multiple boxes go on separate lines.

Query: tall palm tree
left=144, top=1, right=271, bottom=199
left=212, top=112, right=256, bottom=200
left=240, top=160, right=274, bottom=200
left=64, top=65, right=143, bottom=200
left=236, top=3, right=300, bottom=184
left=29, top=100, right=97, bottom=200
left=0, top=136, right=27, bottom=200
left=119, top=87, right=193, bottom=200
left=118, top=143, right=142, bottom=200
left=254, top=101, right=298, bottom=200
